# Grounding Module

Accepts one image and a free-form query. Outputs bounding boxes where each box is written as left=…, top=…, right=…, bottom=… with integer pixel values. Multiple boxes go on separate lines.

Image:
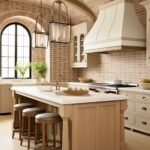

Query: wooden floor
left=0, top=115, right=150, bottom=150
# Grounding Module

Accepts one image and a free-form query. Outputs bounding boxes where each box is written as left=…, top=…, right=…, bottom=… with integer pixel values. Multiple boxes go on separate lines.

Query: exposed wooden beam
left=64, top=0, right=96, bottom=22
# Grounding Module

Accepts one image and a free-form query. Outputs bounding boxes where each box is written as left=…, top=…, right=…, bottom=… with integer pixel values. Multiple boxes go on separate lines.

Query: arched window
left=0, top=23, right=31, bottom=78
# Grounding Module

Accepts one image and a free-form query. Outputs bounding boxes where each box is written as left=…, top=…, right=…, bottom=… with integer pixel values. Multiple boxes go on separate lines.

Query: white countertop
left=11, top=86, right=127, bottom=105
left=68, top=82, right=150, bottom=94
left=119, top=87, right=150, bottom=94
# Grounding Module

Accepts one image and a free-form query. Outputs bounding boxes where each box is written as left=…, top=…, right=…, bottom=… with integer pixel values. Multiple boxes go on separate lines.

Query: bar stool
left=35, top=113, right=63, bottom=150
left=21, top=107, right=44, bottom=150
left=12, top=103, right=34, bottom=140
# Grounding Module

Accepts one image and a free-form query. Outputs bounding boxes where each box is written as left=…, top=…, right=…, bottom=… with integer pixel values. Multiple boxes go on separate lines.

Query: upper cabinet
left=141, top=0, right=150, bottom=66
left=71, top=22, right=87, bottom=68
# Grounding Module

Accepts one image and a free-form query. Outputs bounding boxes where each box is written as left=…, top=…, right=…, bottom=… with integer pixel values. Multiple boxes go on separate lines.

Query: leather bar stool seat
left=14, top=103, right=34, bottom=111
left=23, top=107, right=44, bottom=117
left=35, top=113, right=62, bottom=150
left=12, top=103, right=33, bottom=140
left=35, top=113, right=61, bottom=123
left=21, top=107, right=44, bottom=150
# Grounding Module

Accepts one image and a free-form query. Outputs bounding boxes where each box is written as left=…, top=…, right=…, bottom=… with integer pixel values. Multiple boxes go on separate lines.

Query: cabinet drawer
left=135, top=94, right=150, bottom=102
left=120, top=92, right=135, bottom=101
left=127, top=101, right=135, bottom=112
left=135, top=116, right=150, bottom=132
left=135, top=102, right=150, bottom=115
left=124, top=113, right=134, bottom=126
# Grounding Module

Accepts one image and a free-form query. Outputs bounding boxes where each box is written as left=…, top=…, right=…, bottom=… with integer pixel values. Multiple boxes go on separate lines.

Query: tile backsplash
left=79, top=50, right=150, bottom=83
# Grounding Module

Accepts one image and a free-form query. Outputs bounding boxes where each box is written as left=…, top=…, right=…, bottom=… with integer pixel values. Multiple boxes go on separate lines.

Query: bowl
left=139, top=83, right=150, bottom=90
left=37, top=85, right=53, bottom=92
left=78, top=77, right=93, bottom=83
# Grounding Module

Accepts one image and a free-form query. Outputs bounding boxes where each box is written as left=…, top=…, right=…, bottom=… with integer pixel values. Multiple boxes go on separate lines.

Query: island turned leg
left=120, top=100, right=127, bottom=150
left=62, top=117, right=70, bottom=150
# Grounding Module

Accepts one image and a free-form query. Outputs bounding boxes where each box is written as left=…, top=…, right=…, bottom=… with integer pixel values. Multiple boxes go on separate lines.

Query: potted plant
left=15, top=63, right=30, bottom=79
left=31, top=61, right=47, bottom=81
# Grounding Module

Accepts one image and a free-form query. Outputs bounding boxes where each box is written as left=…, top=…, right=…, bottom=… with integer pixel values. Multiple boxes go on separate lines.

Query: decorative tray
left=55, top=88, right=89, bottom=96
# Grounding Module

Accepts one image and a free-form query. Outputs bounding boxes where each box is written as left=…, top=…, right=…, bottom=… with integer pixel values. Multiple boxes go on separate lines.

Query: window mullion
left=15, top=24, right=17, bottom=78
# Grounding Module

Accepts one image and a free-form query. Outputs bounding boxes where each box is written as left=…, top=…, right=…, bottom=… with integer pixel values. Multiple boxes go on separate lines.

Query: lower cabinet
left=120, top=91, right=150, bottom=134
left=0, top=84, right=13, bottom=114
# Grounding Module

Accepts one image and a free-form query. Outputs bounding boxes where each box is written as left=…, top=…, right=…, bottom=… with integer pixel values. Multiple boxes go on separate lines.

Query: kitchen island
left=11, top=86, right=127, bottom=150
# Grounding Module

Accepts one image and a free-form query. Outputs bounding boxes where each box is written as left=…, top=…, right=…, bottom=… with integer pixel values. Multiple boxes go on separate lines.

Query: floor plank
left=0, top=115, right=150, bottom=150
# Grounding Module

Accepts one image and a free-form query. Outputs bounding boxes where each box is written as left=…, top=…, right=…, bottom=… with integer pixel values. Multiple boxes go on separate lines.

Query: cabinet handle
left=142, top=121, right=147, bottom=125
left=142, top=107, right=147, bottom=111
left=124, top=117, right=128, bottom=120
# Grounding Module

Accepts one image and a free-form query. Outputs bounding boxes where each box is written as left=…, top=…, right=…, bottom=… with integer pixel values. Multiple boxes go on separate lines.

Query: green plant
left=15, top=63, right=30, bottom=78
left=31, top=61, right=46, bottom=80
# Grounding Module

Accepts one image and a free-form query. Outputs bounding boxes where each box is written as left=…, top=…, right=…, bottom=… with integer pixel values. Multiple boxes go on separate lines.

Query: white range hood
left=84, top=0, right=146, bottom=53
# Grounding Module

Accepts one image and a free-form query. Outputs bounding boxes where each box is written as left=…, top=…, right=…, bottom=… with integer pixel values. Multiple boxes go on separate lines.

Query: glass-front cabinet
left=71, top=22, right=87, bottom=68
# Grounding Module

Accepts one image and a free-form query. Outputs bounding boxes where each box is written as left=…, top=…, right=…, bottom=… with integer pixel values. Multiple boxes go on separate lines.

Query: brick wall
left=79, top=1, right=149, bottom=83
left=79, top=50, right=150, bottom=83
left=0, top=0, right=77, bottom=81
left=0, top=0, right=148, bottom=82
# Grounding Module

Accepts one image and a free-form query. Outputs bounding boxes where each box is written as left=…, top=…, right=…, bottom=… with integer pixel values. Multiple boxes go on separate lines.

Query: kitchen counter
left=68, top=82, right=150, bottom=94
left=11, top=85, right=127, bottom=150
left=11, top=86, right=126, bottom=105
left=119, top=87, right=150, bottom=94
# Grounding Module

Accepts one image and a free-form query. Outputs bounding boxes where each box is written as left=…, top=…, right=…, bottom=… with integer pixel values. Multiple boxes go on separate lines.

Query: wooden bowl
left=139, top=83, right=150, bottom=90
left=78, top=78, right=93, bottom=83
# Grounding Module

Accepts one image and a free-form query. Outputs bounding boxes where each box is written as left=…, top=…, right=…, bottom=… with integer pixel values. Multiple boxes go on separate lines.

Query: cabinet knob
left=142, top=121, right=147, bottom=125
left=142, top=96, right=146, bottom=99
left=124, top=117, right=128, bottom=120
left=142, top=107, right=147, bottom=111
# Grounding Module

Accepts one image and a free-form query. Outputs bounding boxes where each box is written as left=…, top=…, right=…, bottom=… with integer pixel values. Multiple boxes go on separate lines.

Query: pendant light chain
left=41, top=0, right=43, bottom=32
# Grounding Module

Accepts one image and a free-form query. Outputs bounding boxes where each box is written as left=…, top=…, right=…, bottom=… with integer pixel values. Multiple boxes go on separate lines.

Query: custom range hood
left=84, top=0, right=146, bottom=53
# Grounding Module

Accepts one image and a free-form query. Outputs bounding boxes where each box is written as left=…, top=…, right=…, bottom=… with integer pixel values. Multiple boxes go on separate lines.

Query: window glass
left=1, top=24, right=31, bottom=78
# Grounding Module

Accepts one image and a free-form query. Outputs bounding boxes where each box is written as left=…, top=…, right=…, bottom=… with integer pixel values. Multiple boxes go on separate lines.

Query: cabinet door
left=72, top=102, right=121, bottom=150
left=0, top=84, right=13, bottom=113
left=71, top=22, right=87, bottom=68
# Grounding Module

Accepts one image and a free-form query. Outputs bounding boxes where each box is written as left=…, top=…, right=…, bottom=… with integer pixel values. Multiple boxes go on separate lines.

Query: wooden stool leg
left=45, top=124, right=48, bottom=146
left=28, top=116, right=31, bottom=150
left=12, top=110, right=18, bottom=139
left=42, top=122, right=46, bottom=149
left=59, top=122, right=63, bottom=147
left=20, top=116, right=25, bottom=146
left=52, top=123, right=56, bottom=148
left=35, top=123, right=38, bottom=144
left=19, top=110, right=22, bottom=140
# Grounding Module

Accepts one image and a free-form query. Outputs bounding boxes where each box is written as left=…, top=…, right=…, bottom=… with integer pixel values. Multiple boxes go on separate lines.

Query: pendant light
left=34, top=0, right=48, bottom=48
left=49, top=0, right=71, bottom=43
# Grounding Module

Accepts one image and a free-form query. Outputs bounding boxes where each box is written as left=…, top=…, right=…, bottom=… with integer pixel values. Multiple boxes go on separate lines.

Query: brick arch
left=0, top=17, right=35, bottom=33
left=0, top=10, right=48, bottom=32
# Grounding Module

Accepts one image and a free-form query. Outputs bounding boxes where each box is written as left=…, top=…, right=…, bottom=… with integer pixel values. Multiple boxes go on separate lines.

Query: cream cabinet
left=0, top=84, right=13, bottom=114
left=71, top=22, right=87, bottom=68
left=141, top=1, right=150, bottom=66
left=120, top=91, right=150, bottom=134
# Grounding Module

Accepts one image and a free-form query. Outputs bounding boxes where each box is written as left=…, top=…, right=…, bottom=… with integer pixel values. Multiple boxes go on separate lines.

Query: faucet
left=56, top=80, right=60, bottom=90
left=55, top=74, right=63, bottom=90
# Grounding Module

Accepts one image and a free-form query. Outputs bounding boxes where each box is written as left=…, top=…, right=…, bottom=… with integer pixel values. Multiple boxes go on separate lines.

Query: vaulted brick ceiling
left=12, top=0, right=146, bottom=25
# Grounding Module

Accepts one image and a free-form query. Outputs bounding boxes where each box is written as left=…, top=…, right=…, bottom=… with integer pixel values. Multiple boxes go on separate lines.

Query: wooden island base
left=12, top=88, right=127, bottom=150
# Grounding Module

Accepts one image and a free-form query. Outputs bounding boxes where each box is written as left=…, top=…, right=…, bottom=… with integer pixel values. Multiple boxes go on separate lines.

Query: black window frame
left=0, top=23, right=32, bottom=79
